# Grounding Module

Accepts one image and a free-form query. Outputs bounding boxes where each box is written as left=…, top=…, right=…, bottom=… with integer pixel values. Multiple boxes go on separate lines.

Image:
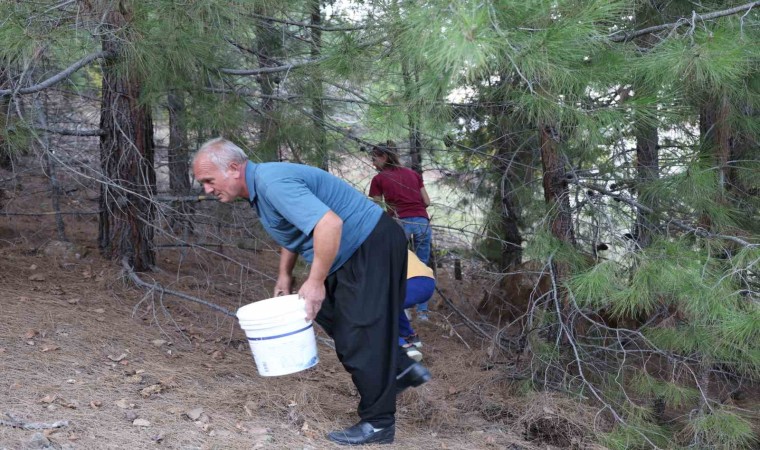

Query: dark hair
left=371, top=140, right=400, bottom=167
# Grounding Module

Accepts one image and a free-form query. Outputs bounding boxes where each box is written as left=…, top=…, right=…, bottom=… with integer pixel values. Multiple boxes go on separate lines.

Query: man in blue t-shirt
left=192, top=138, right=431, bottom=446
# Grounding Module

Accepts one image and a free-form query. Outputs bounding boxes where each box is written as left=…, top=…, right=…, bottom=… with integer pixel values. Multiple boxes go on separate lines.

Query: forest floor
left=0, top=165, right=604, bottom=450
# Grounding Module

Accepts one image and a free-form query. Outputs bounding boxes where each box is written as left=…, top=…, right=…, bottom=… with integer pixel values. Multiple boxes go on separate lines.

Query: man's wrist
left=306, top=273, right=327, bottom=284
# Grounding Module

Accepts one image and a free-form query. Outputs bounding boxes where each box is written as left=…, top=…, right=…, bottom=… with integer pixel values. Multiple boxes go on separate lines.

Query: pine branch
left=153, top=195, right=217, bottom=202
left=220, top=56, right=330, bottom=76
left=0, top=51, right=111, bottom=97
left=568, top=176, right=756, bottom=247
left=221, top=36, right=385, bottom=76
left=249, top=12, right=367, bottom=32
left=204, top=86, right=385, bottom=106
left=1, top=210, right=100, bottom=216
left=34, top=126, right=104, bottom=136
left=609, top=1, right=760, bottom=42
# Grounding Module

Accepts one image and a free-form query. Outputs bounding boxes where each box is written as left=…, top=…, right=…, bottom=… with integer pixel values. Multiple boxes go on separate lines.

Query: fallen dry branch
left=0, top=413, right=69, bottom=431
left=121, top=259, right=339, bottom=350
left=121, top=257, right=236, bottom=317
left=435, top=287, right=510, bottom=353
left=1, top=210, right=100, bottom=216
left=317, top=336, right=336, bottom=350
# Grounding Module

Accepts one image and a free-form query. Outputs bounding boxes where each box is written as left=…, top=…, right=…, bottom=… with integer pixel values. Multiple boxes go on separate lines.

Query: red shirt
left=369, top=167, right=429, bottom=219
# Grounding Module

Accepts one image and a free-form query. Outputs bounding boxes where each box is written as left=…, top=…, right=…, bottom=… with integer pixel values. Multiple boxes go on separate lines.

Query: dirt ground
left=0, top=168, right=600, bottom=450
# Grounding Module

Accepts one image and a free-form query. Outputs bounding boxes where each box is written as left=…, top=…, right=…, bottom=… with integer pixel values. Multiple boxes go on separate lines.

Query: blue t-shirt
left=245, top=161, right=383, bottom=274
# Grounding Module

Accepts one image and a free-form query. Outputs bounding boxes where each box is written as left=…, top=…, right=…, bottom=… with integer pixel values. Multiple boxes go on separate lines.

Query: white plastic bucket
left=238, top=309, right=307, bottom=327
left=237, top=295, right=319, bottom=377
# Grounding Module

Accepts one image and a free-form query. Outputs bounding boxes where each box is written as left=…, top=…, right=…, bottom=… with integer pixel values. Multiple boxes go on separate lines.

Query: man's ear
left=228, top=161, right=242, bottom=178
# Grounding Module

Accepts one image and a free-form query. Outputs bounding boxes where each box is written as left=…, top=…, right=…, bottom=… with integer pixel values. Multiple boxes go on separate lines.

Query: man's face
left=193, top=155, right=242, bottom=203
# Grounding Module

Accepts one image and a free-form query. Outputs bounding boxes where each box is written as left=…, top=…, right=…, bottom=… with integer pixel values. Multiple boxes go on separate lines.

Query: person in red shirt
left=369, top=142, right=433, bottom=320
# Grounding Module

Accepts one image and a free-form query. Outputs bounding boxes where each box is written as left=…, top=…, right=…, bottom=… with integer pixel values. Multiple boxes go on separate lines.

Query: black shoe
left=326, top=422, right=395, bottom=446
left=396, top=362, right=431, bottom=394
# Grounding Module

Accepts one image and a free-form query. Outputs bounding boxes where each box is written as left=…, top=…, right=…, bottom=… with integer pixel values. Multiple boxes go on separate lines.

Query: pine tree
left=391, top=0, right=759, bottom=446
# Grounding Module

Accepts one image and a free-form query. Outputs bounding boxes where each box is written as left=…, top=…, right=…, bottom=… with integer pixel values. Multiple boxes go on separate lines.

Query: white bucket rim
left=236, top=294, right=306, bottom=321
left=238, top=309, right=307, bottom=326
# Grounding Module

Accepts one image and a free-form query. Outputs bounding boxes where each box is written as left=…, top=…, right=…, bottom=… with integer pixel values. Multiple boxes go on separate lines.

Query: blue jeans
left=399, top=277, right=435, bottom=345
left=400, top=217, right=432, bottom=312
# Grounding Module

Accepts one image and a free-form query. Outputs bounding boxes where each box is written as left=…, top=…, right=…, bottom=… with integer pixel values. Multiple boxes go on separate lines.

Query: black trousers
left=316, top=214, right=413, bottom=428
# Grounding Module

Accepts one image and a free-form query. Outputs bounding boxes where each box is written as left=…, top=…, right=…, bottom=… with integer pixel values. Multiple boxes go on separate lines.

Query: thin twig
left=0, top=51, right=111, bottom=96
left=248, top=12, right=367, bottom=31
left=609, top=1, right=760, bottom=42
left=438, top=312, right=472, bottom=350
left=571, top=177, right=756, bottom=247
left=435, top=287, right=509, bottom=353
left=317, top=336, right=335, bottom=350
left=121, top=257, right=235, bottom=317
left=33, top=126, right=104, bottom=136
left=1, top=210, right=100, bottom=216
left=0, top=413, right=69, bottom=430
left=154, top=195, right=217, bottom=203
left=220, top=56, right=330, bottom=76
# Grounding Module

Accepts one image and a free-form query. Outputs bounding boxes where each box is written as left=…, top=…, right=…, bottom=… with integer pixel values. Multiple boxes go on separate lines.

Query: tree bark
left=633, top=117, right=659, bottom=248
left=401, top=61, right=422, bottom=174
left=0, top=61, right=12, bottom=169
left=699, top=95, right=732, bottom=234
left=540, top=124, right=575, bottom=245
left=492, top=112, right=530, bottom=270
left=730, top=104, right=758, bottom=201
left=310, top=0, right=328, bottom=171
left=34, top=96, right=67, bottom=241
left=714, top=96, right=732, bottom=197
left=539, top=122, right=574, bottom=322
left=98, top=5, right=156, bottom=271
left=167, top=91, right=190, bottom=194
left=254, top=5, right=282, bottom=162
left=629, top=28, right=660, bottom=249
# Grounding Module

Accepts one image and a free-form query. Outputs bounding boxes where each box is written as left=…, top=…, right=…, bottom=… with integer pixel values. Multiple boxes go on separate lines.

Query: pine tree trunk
left=0, top=61, right=12, bottom=170
left=631, top=30, right=659, bottom=249
left=540, top=124, right=575, bottom=245
left=699, top=95, right=732, bottom=232
left=98, top=7, right=156, bottom=271
left=310, top=0, right=328, bottom=171
left=633, top=117, right=659, bottom=248
left=492, top=112, right=529, bottom=270
left=714, top=96, right=732, bottom=197
left=167, top=91, right=190, bottom=194
left=34, top=96, right=67, bottom=241
left=167, top=90, right=193, bottom=240
left=408, top=121, right=422, bottom=174
left=731, top=104, right=758, bottom=201
left=401, top=61, right=422, bottom=174
left=539, top=123, right=574, bottom=318
left=254, top=6, right=281, bottom=162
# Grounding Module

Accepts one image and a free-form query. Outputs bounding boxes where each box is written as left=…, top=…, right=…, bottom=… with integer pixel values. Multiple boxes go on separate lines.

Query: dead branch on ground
left=0, top=413, right=69, bottom=430
left=435, top=287, right=511, bottom=353
left=121, top=257, right=235, bottom=317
